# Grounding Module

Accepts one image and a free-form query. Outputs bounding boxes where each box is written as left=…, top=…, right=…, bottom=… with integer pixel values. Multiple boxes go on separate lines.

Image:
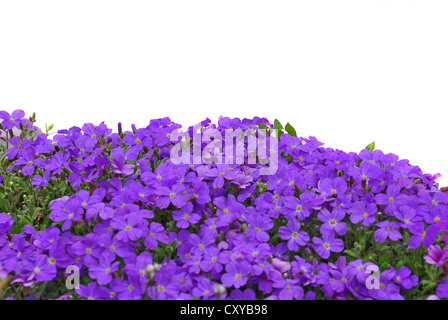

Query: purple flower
left=313, top=232, right=344, bottom=259
left=156, top=184, right=190, bottom=209
left=45, top=151, right=70, bottom=174
left=282, top=196, right=311, bottom=220
left=273, top=278, right=304, bottom=300
left=350, top=202, right=377, bottom=226
left=14, top=147, right=37, bottom=176
left=0, top=213, right=14, bottom=234
left=245, top=212, right=274, bottom=243
left=319, top=177, right=347, bottom=197
left=207, top=164, right=237, bottom=189
left=5, top=136, right=28, bottom=160
left=318, top=208, right=347, bottom=236
left=395, top=205, right=418, bottom=229
left=111, top=276, right=143, bottom=300
left=221, top=260, right=251, bottom=289
left=374, top=184, right=407, bottom=214
left=111, top=213, right=145, bottom=242
left=347, top=161, right=383, bottom=182
left=49, top=196, right=84, bottom=231
left=278, top=219, right=309, bottom=251
left=424, top=245, right=448, bottom=267
left=374, top=220, right=402, bottom=243
left=148, top=272, right=179, bottom=300
left=409, top=223, right=439, bottom=249
left=110, top=148, right=134, bottom=176
left=77, top=282, right=110, bottom=300
left=123, top=128, right=152, bottom=160
left=144, top=222, right=169, bottom=250
left=22, top=254, right=57, bottom=282
left=213, top=194, right=245, bottom=224
left=0, top=109, right=25, bottom=130
left=31, top=170, right=51, bottom=189
left=191, top=278, right=215, bottom=300
left=390, top=266, right=418, bottom=290
left=173, top=202, right=201, bottom=229
left=436, top=276, right=448, bottom=298
left=200, top=247, right=229, bottom=273
left=89, top=254, right=120, bottom=285
left=230, top=288, right=257, bottom=300
left=70, top=234, right=104, bottom=267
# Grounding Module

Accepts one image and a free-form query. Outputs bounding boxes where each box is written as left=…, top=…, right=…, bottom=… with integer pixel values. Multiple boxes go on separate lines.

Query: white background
left=0, top=1, right=447, bottom=186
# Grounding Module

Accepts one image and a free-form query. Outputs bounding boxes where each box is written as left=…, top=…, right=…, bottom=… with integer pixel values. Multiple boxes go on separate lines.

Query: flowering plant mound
left=0, top=109, right=447, bottom=300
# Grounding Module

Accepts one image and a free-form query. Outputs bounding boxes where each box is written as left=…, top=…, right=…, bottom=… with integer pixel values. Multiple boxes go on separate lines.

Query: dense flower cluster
left=0, top=109, right=447, bottom=300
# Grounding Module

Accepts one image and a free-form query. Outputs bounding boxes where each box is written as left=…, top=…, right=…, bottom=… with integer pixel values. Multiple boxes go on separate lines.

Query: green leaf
left=274, top=119, right=284, bottom=130
left=258, top=122, right=269, bottom=130
left=424, top=283, right=436, bottom=291
left=270, top=234, right=280, bottom=246
left=365, top=141, right=375, bottom=152
left=344, top=250, right=359, bottom=259
left=285, top=123, right=297, bottom=137
left=274, top=119, right=284, bottom=140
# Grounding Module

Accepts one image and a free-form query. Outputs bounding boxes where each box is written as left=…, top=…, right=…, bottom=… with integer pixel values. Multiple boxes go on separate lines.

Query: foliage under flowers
left=0, top=109, right=447, bottom=300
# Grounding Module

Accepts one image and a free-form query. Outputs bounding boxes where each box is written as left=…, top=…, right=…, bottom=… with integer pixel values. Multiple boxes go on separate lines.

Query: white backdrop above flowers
left=0, top=0, right=447, bottom=186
